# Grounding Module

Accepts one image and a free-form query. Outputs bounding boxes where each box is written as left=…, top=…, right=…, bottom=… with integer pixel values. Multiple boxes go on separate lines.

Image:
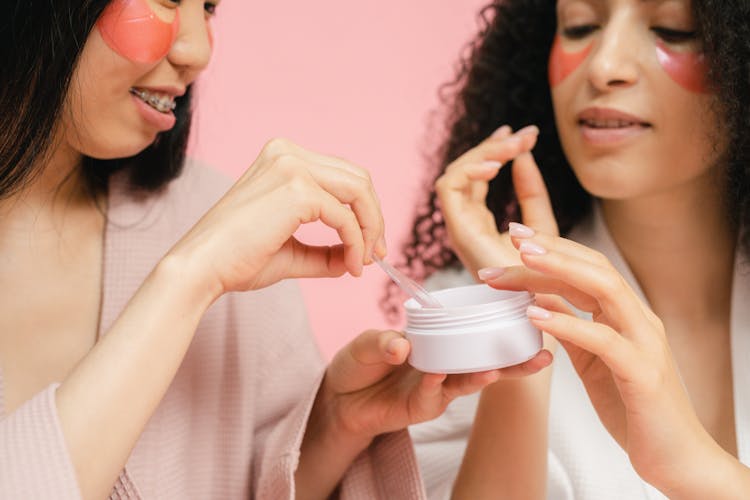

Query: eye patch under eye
left=548, top=35, right=592, bottom=87
left=97, top=0, right=180, bottom=64
left=655, top=40, right=708, bottom=94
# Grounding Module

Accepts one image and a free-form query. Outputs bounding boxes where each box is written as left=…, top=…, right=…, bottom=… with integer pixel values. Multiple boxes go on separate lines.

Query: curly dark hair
left=383, top=0, right=750, bottom=320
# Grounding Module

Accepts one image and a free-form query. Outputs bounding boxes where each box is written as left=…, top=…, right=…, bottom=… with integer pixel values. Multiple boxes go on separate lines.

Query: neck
left=600, top=170, right=736, bottom=334
left=0, top=140, right=101, bottom=232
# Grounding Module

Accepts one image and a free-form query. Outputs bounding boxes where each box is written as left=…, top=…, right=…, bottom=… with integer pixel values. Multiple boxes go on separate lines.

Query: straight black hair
left=0, top=0, right=193, bottom=199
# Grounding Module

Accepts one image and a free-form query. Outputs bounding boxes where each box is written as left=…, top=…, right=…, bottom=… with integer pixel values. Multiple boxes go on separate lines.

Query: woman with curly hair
left=402, top=0, right=750, bottom=498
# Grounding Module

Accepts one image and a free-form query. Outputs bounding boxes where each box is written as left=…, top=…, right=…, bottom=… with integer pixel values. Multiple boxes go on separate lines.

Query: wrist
left=660, top=435, right=746, bottom=500
left=306, top=376, right=373, bottom=455
left=697, top=445, right=750, bottom=500
left=296, top=376, right=373, bottom=500
left=153, top=252, right=222, bottom=312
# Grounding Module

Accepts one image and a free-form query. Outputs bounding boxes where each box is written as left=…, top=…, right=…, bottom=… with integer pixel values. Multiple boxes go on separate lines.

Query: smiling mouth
left=130, top=87, right=177, bottom=114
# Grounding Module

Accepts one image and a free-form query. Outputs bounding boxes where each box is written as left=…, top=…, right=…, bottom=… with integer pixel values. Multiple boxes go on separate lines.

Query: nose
left=586, top=17, right=641, bottom=92
left=167, top=4, right=212, bottom=80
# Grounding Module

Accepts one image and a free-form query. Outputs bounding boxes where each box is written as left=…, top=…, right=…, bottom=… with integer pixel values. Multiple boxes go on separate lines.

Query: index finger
left=306, top=162, right=385, bottom=264
left=455, top=126, right=539, bottom=167
left=512, top=152, right=558, bottom=235
left=261, top=138, right=387, bottom=258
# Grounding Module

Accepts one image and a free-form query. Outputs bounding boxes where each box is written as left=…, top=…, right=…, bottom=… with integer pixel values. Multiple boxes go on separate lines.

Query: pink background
left=189, top=1, right=487, bottom=359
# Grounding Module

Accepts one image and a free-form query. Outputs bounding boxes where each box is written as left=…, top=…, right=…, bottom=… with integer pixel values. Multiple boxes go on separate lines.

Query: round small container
left=404, top=284, right=542, bottom=374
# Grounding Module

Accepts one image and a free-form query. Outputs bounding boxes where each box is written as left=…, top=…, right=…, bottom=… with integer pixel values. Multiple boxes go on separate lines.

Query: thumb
left=326, top=330, right=410, bottom=394
left=512, top=152, right=559, bottom=235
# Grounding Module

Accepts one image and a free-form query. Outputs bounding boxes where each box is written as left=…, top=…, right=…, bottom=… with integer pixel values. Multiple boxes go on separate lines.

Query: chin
left=82, top=133, right=158, bottom=160
left=571, top=163, right=645, bottom=200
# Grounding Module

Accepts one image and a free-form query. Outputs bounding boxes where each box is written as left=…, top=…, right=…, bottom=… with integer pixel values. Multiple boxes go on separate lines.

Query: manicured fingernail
left=491, top=125, right=512, bottom=138
left=503, top=136, right=522, bottom=146
left=516, top=125, right=539, bottom=136
left=478, top=267, right=506, bottom=280
left=527, top=305, right=551, bottom=320
left=519, top=241, right=547, bottom=256
left=509, top=222, right=535, bottom=238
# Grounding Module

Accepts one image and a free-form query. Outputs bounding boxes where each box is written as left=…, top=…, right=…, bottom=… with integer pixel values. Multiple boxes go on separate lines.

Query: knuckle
left=597, top=272, right=623, bottom=297
left=344, top=160, right=371, bottom=181
left=362, top=168, right=374, bottom=184
left=435, top=173, right=450, bottom=194
left=648, top=311, right=665, bottom=332
left=590, top=249, right=610, bottom=266
left=261, top=137, right=292, bottom=158
left=286, top=174, right=314, bottom=201
left=272, top=154, right=300, bottom=175
left=349, top=173, right=370, bottom=194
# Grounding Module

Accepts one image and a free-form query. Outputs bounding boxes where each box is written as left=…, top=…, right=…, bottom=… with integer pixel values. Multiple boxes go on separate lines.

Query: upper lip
left=577, top=107, right=650, bottom=126
left=131, top=85, right=186, bottom=98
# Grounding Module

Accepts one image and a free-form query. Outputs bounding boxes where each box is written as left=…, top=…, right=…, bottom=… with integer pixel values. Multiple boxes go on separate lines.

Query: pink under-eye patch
left=655, top=40, right=709, bottom=93
left=97, top=0, right=180, bottom=64
left=549, top=35, right=593, bottom=87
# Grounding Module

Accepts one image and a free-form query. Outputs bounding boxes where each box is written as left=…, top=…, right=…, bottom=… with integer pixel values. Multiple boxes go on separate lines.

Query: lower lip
left=131, top=94, right=176, bottom=131
left=579, top=123, right=651, bottom=146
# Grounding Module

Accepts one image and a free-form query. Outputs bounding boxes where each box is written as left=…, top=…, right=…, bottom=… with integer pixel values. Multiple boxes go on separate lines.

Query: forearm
left=56, top=254, right=219, bottom=500
left=294, top=379, right=372, bottom=500
left=452, top=367, right=552, bottom=500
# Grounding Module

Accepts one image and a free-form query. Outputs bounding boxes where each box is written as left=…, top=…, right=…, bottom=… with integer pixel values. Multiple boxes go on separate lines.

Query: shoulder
left=107, top=158, right=235, bottom=242
left=163, top=158, right=234, bottom=224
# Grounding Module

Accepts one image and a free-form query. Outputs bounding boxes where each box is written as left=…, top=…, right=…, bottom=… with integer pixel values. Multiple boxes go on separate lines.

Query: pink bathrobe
left=0, top=161, right=425, bottom=499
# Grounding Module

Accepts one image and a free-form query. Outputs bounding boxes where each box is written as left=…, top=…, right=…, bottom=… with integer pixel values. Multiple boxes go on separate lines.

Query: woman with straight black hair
left=402, top=0, right=750, bottom=498
left=0, top=1, right=507, bottom=498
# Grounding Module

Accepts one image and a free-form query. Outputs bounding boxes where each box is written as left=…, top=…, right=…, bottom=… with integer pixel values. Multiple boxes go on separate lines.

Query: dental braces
left=129, top=88, right=177, bottom=112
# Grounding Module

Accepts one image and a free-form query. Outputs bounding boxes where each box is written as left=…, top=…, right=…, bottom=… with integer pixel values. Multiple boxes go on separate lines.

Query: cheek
left=97, top=0, right=180, bottom=64
left=548, top=35, right=592, bottom=87
left=655, top=41, right=709, bottom=94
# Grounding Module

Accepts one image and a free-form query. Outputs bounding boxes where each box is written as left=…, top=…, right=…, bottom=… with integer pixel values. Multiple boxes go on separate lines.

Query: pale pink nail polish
left=509, top=222, right=535, bottom=238
left=527, top=305, right=551, bottom=320
left=478, top=267, right=506, bottom=280
left=519, top=241, right=547, bottom=256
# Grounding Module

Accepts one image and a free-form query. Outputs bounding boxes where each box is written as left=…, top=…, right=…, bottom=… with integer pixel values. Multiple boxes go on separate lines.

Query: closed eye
left=652, top=27, right=696, bottom=43
left=562, top=25, right=598, bottom=40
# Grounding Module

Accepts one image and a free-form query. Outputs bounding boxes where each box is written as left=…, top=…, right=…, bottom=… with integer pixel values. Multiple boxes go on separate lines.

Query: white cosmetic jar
left=404, top=284, right=542, bottom=374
